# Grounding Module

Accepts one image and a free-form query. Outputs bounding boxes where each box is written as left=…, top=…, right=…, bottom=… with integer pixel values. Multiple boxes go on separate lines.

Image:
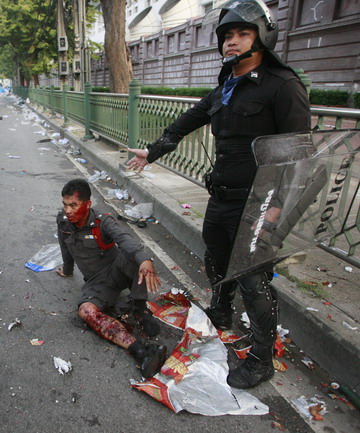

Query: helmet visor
left=202, top=0, right=272, bottom=35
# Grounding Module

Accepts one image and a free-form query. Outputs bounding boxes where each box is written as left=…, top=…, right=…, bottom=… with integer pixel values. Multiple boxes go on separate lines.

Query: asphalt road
left=1, top=94, right=359, bottom=433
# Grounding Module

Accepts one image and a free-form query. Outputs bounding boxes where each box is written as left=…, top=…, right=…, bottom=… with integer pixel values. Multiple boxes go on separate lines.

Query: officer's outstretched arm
left=146, top=129, right=183, bottom=163
left=127, top=129, right=183, bottom=172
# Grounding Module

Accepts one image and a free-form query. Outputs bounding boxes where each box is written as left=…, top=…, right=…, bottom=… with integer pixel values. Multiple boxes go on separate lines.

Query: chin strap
left=222, top=39, right=264, bottom=67
left=222, top=48, right=255, bottom=67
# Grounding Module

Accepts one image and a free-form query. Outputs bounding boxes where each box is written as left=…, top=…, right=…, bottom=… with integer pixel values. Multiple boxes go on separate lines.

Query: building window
left=167, top=34, right=175, bottom=53
left=146, top=0, right=151, bottom=6
left=297, top=0, right=360, bottom=27
left=135, top=6, right=138, bottom=13
left=298, top=0, right=323, bottom=26
left=194, top=25, right=205, bottom=48
left=178, top=31, right=186, bottom=50
left=154, top=39, right=159, bottom=55
left=146, top=41, right=153, bottom=57
left=204, top=2, right=212, bottom=14
left=336, top=0, right=360, bottom=18
left=130, top=45, right=139, bottom=61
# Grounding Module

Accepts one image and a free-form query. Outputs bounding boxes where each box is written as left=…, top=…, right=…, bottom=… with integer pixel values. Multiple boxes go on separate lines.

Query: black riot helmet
left=203, top=0, right=278, bottom=67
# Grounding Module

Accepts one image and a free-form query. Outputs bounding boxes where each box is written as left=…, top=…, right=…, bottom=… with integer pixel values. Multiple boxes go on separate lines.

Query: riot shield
left=222, top=129, right=360, bottom=283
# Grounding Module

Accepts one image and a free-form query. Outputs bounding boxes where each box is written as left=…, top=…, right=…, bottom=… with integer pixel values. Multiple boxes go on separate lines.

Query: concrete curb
left=275, top=275, right=360, bottom=392
left=32, top=106, right=360, bottom=393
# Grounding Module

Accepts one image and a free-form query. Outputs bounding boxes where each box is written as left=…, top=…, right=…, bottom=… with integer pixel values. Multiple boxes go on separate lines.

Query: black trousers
left=202, top=196, right=278, bottom=360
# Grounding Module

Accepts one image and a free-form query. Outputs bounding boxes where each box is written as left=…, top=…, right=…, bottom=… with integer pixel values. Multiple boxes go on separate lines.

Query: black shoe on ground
left=129, top=341, right=167, bottom=378
left=205, top=306, right=233, bottom=330
left=131, top=299, right=161, bottom=337
left=227, top=356, right=274, bottom=389
left=139, top=311, right=161, bottom=337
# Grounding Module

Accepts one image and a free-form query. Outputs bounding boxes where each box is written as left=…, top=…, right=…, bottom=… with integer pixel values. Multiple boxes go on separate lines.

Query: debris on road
left=292, top=395, right=326, bottom=421
left=25, top=244, right=63, bottom=272
left=125, top=202, right=153, bottom=219
left=273, top=359, right=288, bottom=372
left=8, top=318, right=21, bottom=331
left=53, top=357, right=72, bottom=375
left=105, top=188, right=128, bottom=200
left=88, top=170, right=108, bottom=183
left=147, top=289, right=191, bottom=330
left=30, top=339, right=45, bottom=346
left=302, top=356, right=315, bottom=369
left=58, top=138, right=69, bottom=145
left=339, top=384, right=360, bottom=410
left=342, top=321, right=358, bottom=331
left=217, top=329, right=243, bottom=344
left=131, top=304, right=269, bottom=416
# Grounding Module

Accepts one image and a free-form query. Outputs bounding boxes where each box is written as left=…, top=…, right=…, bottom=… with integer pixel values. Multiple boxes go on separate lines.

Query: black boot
left=205, top=282, right=236, bottom=330
left=132, top=299, right=161, bottom=337
left=205, top=305, right=233, bottom=330
left=227, top=354, right=274, bottom=389
left=128, top=340, right=167, bottom=378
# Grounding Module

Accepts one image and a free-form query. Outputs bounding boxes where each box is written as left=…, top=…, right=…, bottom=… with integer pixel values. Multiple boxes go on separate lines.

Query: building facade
left=122, top=0, right=360, bottom=92
left=42, top=0, right=360, bottom=93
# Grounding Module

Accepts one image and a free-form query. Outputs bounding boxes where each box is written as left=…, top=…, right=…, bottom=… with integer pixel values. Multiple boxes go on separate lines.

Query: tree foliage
left=0, top=0, right=98, bottom=86
left=0, top=0, right=58, bottom=85
left=100, top=0, right=132, bottom=93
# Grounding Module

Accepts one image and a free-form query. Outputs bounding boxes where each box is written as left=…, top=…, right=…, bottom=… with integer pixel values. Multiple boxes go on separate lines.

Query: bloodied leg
left=78, top=302, right=167, bottom=378
left=79, top=302, right=136, bottom=348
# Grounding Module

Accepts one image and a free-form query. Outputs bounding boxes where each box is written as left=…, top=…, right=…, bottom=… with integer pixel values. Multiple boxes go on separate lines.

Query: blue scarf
left=221, top=74, right=244, bottom=105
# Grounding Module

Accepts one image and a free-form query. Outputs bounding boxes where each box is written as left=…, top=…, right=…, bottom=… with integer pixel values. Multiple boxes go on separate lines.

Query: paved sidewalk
left=28, top=103, right=360, bottom=394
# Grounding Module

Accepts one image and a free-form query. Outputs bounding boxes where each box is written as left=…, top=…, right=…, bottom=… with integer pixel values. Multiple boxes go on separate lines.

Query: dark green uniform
left=57, top=209, right=151, bottom=309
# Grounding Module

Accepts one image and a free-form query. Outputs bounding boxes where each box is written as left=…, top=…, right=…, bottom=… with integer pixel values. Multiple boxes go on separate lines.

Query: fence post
left=50, top=85, right=55, bottom=117
left=294, top=68, right=312, bottom=96
left=62, top=83, right=69, bottom=127
left=83, top=82, right=94, bottom=140
left=128, top=79, right=141, bottom=155
left=41, top=86, right=46, bottom=110
left=35, top=86, right=40, bottom=107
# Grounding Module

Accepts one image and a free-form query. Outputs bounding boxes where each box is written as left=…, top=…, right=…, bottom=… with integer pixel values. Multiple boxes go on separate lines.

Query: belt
left=211, top=185, right=249, bottom=201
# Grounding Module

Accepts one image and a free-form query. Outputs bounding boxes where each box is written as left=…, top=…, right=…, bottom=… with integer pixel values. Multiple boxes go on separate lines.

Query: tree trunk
left=33, top=74, right=40, bottom=86
left=100, top=0, right=133, bottom=93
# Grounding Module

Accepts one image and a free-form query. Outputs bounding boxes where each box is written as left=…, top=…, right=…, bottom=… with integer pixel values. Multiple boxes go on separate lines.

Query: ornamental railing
left=14, top=84, right=360, bottom=266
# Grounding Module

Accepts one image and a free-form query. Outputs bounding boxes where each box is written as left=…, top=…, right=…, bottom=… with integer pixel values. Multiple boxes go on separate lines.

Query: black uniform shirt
left=167, top=62, right=311, bottom=188
left=57, top=209, right=150, bottom=280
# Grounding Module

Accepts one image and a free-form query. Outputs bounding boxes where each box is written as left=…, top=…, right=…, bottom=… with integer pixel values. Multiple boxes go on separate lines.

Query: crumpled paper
left=131, top=304, right=269, bottom=416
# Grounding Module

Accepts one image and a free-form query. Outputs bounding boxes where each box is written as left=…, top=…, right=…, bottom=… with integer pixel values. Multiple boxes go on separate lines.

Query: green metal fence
left=13, top=84, right=360, bottom=266
left=89, top=92, right=129, bottom=145
left=137, top=94, right=215, bottom=184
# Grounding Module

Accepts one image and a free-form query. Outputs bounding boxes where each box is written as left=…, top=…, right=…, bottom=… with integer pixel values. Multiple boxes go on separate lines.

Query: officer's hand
left=55, top=266, right=72, bottom=277
left=251, top=206, right=282, bottom=239
left=127, top=148, right=149, bottom=173
left=138, top=260, right=161, bottom=294
left=264, top=207, right=282, bottom=224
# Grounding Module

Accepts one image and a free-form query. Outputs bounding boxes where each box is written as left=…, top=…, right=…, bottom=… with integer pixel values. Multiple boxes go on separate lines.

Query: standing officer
left=128, top=0, right=311, bottom=388
left=56, top=178, right=166, bottom=378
